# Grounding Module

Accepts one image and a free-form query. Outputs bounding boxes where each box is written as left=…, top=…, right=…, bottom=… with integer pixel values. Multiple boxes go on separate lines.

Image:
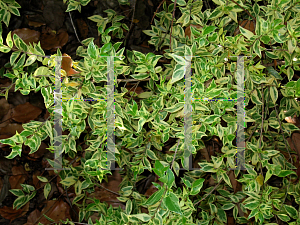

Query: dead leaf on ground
left=0, top=98, right=11, bottom=121
left=0, top=134, right=11, bottom=148
left=9, top=165, right=28, bottom=189
left=40, top=28, right=69, bottom=51
left=38, top=199, right=71, bottom=224
left=24, top=142, right=48, bottom=160
left=0, top=123, right=24, bottom=136
left=61, top=53, right=80, bottom=76
left=87, top=170, right=124, bottom=223
left=26, top=14, right=46, bottom=28
left=185, top=24, right=203, bottom=38
left=12, top=28, right=40, bottom=45
left=12, top=102, right=42, bottom=123
left=76, top=18, right=88, bottom=39
left=0, top=202, right=29, bottom=222
left=287, top=133, right=300, bottom=159
left=24, top=209, right=40, bottom=225
left=228, top=170, right=238, bottom=193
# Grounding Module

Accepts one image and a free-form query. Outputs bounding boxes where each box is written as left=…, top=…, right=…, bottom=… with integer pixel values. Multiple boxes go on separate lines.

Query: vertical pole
left=184, top=56, right=193, bottom=170
left=107, top=56, right=115, bottom=170
left=235, top=55, right=246, bottom=170
left=50, top=56, right=63, bottom=170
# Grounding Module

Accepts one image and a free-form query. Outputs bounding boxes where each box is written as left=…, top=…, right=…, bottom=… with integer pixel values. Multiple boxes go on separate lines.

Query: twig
left=170, top=0, right=177, bottom=52
left=262, top=60, right=285, bottom=67
left=228, top=0, right=256, bottom=22
left=150, top=139, right=180, bottom=221
left=151, top=0, right=166, bottom=24
left=96, top=183, right=121, bottom=196
left=258, top=84, right=265, bottom=194
left=170, top=139, right=181, bottom=170
left=128, top=81, right=140, bottom=102
left=69, top=12, right=83, bottom=45
left=273, top=94, right=293, bottom=211
left=123, top=0, right=137, bottom=44
left=193, top=175, right=224, bottom=206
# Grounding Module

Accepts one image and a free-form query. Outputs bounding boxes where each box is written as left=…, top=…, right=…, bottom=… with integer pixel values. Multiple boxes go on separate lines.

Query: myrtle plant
left=0, top=0, right=300, bottom=224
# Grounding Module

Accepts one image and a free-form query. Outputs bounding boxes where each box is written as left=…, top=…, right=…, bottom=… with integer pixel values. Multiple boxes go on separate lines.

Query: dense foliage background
left=0, top=0, right=300, bottom=224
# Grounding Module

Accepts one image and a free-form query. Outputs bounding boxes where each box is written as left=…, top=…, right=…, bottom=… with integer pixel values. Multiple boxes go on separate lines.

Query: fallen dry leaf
left=0, top=202, right=29, bottom=222
left=9, top=165, right=28, bottom=189
left=12, top=102, right=42, bottom=123
left=0, top=123, right=24, bottom=136
left=76, top=18, right=89, bottom=39
left=40, top=28, right=69, bottom=51
left=61, top=53, right=81, bottom=76
left=234, top=20, right=256, bottom=36
left=24, top=209, right=40, bottom=225
left=185, top=24, right=203, bottom=38
left=26, top=14, right=46, bottom=28
left=228, top=170, right=238, bottom=193
left=12, top=28, right=40, bottom=45
left=38, top=199, right=71, bottom=224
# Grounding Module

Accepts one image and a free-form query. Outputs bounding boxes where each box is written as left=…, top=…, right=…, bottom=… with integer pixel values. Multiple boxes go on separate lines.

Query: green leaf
left=287, top=66, right=294, bottom=81
left=3, top=10, right=11, bottom=27
left=247, top=207, right=259, bottom=219
left=13, top=34, right=28, bottom=52
left=253, top=39, right=261, bottom=58
left=130, top=73, right=149, bottom=80
left=203, top=26, right=217, bottom=36
left=0, top=45, right=11, bottom=53
left=138, top=92, right=152, bottom=98
left=284, top=205, right=298, bottom=219
left=125, top=199, right=132, bottom=215
left=171, top=0, right=186, bottom=6
left=6, top=145, right=22, bottom=159
left=13, top=195, right=28, bottom=210
left=153, top=161, right=168, bottom=177
left=190, top=178, right=204, bottom=195
left=163, top=192, right=182, bottom=215
left=270, top=86, right=278, bottom=103
left=277, top=214, right=290, bottom=222
left=165, top=168, right=175, bottom=187
left=10, top=51, right=21, bottom=65
left=37, top=176, right=48, bottom=182
left=10, top=189, right=24, bottom=197
left=296, top=78, right=300, bottom=96
left=6, top=31, right=13, bottom=48
left=44, top=183, right=51, bottom=199
left=137, top=117, right=146, bottom=132
left=217, top=208, right=227, bottom=223
left=222, top=203, right=235, bottom=210
left=144, top=187, right=164, bottom=206
left=250, top=90, right=262, bottom=105
left=165, top=102, right=184, bottom=113
left=60, top=176, right=77, bottom=186
left=171, top=64, right=185, bottom=84
left=130, top=214, right=151, bottom=222
left=221, top=172, right=232, bottom=188
left=170, top=54, right=186, bottom=65
left=146, top=149, right=158, bottom=160
left=13, top=53, right=26, bottom=69
left=244, top=201, right=260, bottom=210
left=265, top=51, right=278, bottom=59
left=239, top=26, right=254, bottom=40
left=278, top=170, right=297, bottom=177
left=87, top=41, right=97, bottom=59
left=24, top=55, right=37, bottom=67
left=266, top=66, right=283, bottom=80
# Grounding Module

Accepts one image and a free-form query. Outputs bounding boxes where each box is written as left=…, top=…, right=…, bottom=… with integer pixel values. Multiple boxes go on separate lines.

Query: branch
left=228, top=0, right=256, bottom=22
left=170, top=0, right=177, bottom=52
left=151, top=0, right=166, bottom=24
